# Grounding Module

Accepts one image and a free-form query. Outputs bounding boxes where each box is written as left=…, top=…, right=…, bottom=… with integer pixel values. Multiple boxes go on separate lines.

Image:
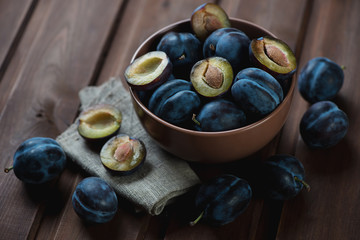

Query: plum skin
left=203, top=28, right=250, bottom=72
left=156, top=32, right=202, bottom=77
left=298, top=57, right=344, bottom=103
left=72, top=177, right=118, bottom=224
left=192, top=174, right=252, bottom=226
left=195, top=99, right=246, bottom=132
left=231, top=68, right=283, bottom=121
left=300, top=101, right=349, bottom=149
left=258, top=154, right=307, bottom=200
left=148, top=79, right=201, bottom=128
left=12, top=137, right=67, bottom=184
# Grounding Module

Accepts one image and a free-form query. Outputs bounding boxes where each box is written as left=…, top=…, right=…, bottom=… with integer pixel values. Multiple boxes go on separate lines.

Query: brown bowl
left=128, top=18, right=295, bottom=163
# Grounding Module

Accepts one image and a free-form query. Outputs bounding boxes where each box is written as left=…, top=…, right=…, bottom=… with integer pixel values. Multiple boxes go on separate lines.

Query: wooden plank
left=0, top=0, right=123, bottom=239
left=158, top=0, right=308, bottom=239
left=0, top=0, right=36, bottom=77
left=44, top=1, right=214, bottom=239
left=276, top=0, right=360, bottom=239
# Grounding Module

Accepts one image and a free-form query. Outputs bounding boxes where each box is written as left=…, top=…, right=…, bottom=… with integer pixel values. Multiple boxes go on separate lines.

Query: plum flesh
left=100, top=134, right=146, bottom=175
left=191, top=3, right=231, bottom=41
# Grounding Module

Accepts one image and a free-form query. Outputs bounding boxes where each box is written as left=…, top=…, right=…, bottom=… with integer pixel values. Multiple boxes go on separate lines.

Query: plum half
left=100, top=134, right=146, bottom=175
left=249, top=36, right=297, bottom=90
left=191, top=3, right=231, bottom=41
left=124, top=51, right=172, bottom=91
left=190, top=57, right=233, bottom=97
left=78, top=104, right=122, bottom=141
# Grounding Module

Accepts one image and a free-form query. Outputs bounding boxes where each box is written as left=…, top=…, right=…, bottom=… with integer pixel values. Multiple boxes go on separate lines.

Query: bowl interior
left=128, top=18, right=295, bottom=162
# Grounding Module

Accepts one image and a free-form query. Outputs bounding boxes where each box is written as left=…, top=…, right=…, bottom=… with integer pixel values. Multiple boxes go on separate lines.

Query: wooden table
left=1, top=0, right=359, bottom=239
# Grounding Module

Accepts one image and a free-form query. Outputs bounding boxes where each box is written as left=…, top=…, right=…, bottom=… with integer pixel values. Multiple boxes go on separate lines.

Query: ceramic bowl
left=128, top=18, right=295, bottom=163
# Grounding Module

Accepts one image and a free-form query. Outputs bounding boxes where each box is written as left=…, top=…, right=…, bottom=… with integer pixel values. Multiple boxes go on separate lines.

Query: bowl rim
left=129, top=18, right=295, bottom=137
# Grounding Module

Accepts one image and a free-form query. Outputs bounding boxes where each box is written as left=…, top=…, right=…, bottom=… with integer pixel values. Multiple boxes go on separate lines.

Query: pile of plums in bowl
left=124, top=3, right=297, bottom=163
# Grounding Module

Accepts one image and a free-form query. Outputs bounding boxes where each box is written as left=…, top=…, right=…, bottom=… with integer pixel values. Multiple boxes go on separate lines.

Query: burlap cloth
left=56, top=78, right=200, bottom=215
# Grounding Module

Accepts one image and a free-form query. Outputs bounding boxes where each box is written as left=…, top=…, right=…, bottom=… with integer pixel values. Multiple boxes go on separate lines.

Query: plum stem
left=4, top=166, right=13, bottom=173
left=294, top=176, right=311, bottom=192
left=192, top=114, right=200, bottom=126
left=341, top=65, right=346, bottom=70
left=189, top=211, right=204, bottom=226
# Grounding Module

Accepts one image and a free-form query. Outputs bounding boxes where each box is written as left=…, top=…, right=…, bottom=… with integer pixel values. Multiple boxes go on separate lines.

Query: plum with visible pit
left=203, top=28, right=251, bottom=73
left=190, top=57, right=233, bottom=98
left=191, top=3, right=231, bottom=41
left=77, top=104, right=122, bottom=141
left=124, top=51, right=172, bottom=91
left=249, top=36, right=297, bottom=91
left=100, top=134, right=146, bottom=175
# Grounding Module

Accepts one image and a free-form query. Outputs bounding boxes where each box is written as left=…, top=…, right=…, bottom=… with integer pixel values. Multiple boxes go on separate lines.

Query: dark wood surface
left=1, top=0, right=359, bottom=239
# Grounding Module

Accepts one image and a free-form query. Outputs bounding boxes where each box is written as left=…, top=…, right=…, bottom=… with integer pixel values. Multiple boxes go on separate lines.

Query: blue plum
left=72, top=177, right=118, bottom=224
left=6, top=137, right=67, bottom=184
left=148, top=79, right=201, bottom=127
left=298, top=57, right=344, bottom=103
left=194, top=99, right=246, bottom=132
left=300, top=101, right=349, bottom=149
left=156, top=32, right=202, bottom=78
left=231, top=68, right=283, bottom=120
left=203, top=28, right=250, bottom=72
left=190, top=174, right=252, bottom=226
left=257, top=154, right=309, bottom=200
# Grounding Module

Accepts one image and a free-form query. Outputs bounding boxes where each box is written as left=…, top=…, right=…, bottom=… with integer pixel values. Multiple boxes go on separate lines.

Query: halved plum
left=78, top=104, right=122, bottom=141
left=191, top=3, right=231, bottom=41
left=124, top=51, right=172, bottom=91
left=249, top=36, right=297, bottom=90
left=100, top=134, right=146, bottom=175
left=190, top=57, right=233, bottom=97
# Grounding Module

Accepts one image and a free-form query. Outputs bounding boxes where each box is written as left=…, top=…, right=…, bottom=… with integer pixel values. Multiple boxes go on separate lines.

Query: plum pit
left=100, top=134, right=146, bottom=175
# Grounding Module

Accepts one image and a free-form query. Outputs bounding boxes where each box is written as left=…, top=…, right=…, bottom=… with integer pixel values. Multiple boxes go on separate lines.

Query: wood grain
left=0, top=0, right=359, bottom=239
left=0, top=0, right=36, bottom=77
left=277, top=0, right=360, bottom=239
left=0, top=0, right=123, bottom=238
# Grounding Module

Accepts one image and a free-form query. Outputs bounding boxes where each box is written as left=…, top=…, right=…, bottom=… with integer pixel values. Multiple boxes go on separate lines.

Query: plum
left=257, top=154, right=310, bottom=200
left=298, top=57, right=344, bottom=103
left=300, top=101, right=349, bottom=149
left=100, top=134, right=146, bottom=175
left=77, top=104, right=122, bottom=141
left=148, top=79, right=201, bottom=128
left=190, top=57, right=233, bottom=98
left=5, top=137, right=66, bottom=184
left=193, top=99, right=246, bottom=132
left=124, top=51, right=172, bottom=91
left=156, top=32, right=202, bottom=78
left=203, top=28, right=251, bottom=72
left=190, top=174, right=252, bottom=226
left=191, top=3, right=231, bottom=41
left=72, top=177, right=118, bottom=223
left=249, top=36, right=297, bottom=91
left=231, top=67, right=283, bottom=121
